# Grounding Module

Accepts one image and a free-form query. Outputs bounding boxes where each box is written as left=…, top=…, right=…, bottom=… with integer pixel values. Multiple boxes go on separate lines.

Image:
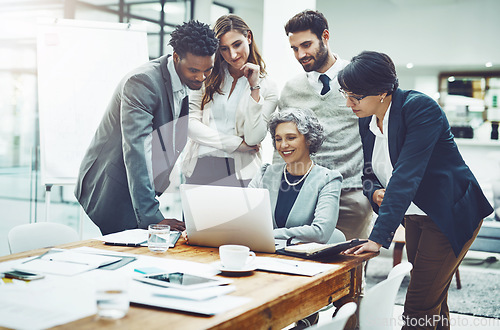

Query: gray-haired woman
left=249, top=108, right=343, bottom=243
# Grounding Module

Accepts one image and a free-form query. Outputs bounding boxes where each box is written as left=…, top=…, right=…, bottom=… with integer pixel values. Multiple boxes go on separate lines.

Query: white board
left=37, top=18, right=149, bottom=185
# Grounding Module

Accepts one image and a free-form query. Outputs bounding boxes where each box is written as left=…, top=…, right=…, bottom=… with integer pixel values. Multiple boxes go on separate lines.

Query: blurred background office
left=1, top=0, right=500, bottom=257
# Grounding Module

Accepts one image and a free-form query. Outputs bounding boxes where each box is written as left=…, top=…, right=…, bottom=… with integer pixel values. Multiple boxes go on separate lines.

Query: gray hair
left=268, top=108, right=325, bottom=154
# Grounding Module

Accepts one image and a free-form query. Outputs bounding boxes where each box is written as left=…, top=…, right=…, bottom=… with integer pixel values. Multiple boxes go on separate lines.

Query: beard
left=300, top=42, right=329, bottom=72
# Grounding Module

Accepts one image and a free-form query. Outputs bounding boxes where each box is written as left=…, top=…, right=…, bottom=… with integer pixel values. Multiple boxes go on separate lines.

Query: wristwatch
left=250, top=85, right=261, bottom=91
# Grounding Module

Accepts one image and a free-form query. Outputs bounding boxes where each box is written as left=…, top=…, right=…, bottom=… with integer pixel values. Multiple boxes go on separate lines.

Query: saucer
left=213, top=261, right=257, bottom=275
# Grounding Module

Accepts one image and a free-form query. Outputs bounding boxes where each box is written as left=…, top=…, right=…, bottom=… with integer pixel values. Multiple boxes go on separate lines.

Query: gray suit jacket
left=75, top=55, right=188, bottom=235
left=249, top=163, right=343, bottom=243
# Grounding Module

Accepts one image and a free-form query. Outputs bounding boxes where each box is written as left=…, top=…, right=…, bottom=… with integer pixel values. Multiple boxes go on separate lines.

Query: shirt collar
left=167, top=57, right=186, bottom=94
left=369, top=102, right=392, bottom=137
left=307, top=53, right=342, bottom=82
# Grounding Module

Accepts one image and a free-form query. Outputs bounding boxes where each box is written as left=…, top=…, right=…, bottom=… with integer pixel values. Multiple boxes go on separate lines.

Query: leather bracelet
left=250, top=85, right=261, bottom=91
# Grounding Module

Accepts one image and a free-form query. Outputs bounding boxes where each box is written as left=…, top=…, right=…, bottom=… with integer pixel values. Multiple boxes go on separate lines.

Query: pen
left=104, top=241, right=147, bottom=247
left=47, top=259, right=90, bottom=266
left=276, top=259, right=299, bottom=267
left=21, top=250, right=50, bottom=264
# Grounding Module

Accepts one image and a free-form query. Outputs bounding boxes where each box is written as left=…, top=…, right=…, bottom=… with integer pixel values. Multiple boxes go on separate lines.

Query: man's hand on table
left=158, top=218, right=185, bottom=231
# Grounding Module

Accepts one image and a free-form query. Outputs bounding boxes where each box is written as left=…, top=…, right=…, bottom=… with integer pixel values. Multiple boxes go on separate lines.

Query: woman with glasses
left=182, top=14, right=278, bottom=187
left=249, top=108, right=343, bottom=244
left=341, top=51, right=493, bottom=329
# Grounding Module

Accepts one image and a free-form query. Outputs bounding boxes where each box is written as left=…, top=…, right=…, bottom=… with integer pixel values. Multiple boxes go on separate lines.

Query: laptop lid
left=180, top=184, right=276, bottom=253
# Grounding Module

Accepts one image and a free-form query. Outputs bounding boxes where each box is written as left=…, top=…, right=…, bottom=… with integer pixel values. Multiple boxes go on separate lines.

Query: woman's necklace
left=283, top=161, right=314, bottom=186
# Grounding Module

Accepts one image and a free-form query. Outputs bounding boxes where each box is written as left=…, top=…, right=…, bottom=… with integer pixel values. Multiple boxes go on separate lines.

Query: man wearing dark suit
left=75, top=21, right=218, bottom=235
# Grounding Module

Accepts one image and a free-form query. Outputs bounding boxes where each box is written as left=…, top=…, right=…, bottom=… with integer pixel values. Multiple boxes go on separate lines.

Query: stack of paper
left=130, top=278, right=250, bottom=315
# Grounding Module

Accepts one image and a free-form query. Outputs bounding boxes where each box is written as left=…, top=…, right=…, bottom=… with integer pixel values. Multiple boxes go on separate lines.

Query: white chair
left=308, top=302, right=357, bottom=330
left=327, top=228, right=346, bottom=244
left=8, top=222, right=80, bottom=254
left=359, top=261, right=413, bottom=330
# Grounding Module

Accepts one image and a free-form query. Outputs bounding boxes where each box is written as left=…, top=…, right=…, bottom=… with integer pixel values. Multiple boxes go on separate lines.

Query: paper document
left=74, top=246, right=220, bottom=277
left=42, top=250, right=120, bottom=267
left=14, top=249, right=121, bottom=276
left=256, top=257, right=339, bottom=276
left=0, top=277, right=96, bottom=329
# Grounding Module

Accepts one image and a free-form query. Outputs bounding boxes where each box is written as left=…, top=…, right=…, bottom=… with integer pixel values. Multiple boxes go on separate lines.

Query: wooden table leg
left=333, top=263, right=364, bottom=330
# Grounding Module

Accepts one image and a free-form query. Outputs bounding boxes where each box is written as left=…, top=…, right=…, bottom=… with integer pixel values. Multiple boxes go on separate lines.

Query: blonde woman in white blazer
left=182, top=14, right=278, bottom=186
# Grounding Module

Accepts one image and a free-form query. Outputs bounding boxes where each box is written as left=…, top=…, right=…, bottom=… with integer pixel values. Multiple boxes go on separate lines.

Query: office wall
left=317, top=0, right=500, bottom=93
left=318, top=0, right=500, bottom=68
left=216, top=0, right=500, bottom=93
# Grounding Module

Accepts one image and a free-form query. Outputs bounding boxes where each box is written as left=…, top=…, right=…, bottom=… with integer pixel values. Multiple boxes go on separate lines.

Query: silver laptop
left=180, top=184, right=277, bottom=253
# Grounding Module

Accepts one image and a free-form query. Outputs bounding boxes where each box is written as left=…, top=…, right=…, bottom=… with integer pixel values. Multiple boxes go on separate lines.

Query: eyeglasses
left=338, top=88, right=370, bottom=104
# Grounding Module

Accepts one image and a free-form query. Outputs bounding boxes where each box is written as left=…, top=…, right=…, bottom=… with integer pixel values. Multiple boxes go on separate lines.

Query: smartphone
left=134, top=272, right=232, bottom=290
left=3, top=270, right=45, bottom=281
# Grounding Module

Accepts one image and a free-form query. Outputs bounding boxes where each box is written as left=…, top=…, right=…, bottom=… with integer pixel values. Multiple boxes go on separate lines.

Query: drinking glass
left=148, top=224, right=170, bottom=252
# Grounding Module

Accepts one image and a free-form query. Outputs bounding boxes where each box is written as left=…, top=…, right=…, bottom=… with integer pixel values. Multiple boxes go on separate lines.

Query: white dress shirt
left=369, top=104, right=426, bottom=216
left=307, top=54, right=343, bottom=94
left=145, top=58, right=188, bottom=190
left=198, top=67, right=245, bottom=158
left=168, top=57, right=189, bottom=120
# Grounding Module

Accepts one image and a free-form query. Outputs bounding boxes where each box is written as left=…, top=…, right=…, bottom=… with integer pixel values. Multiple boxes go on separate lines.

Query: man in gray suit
left=75, top=21, right=218, bottom=235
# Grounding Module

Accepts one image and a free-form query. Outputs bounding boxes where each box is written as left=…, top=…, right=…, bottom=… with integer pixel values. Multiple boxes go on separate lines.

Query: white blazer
left=182, top=74, right=278, bottom=180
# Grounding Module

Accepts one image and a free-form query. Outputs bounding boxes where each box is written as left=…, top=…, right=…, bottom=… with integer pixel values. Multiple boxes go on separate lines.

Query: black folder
left=276, top=239, right=368, bottom=260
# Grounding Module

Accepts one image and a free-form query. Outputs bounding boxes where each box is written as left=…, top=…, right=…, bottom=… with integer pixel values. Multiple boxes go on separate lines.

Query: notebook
left=180, top=184, right=277, bottom=253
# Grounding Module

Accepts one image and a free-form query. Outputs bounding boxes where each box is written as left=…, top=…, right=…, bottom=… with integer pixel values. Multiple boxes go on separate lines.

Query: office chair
left=359, top=261, right=413, bottom=330
left=8, top=222, right=79, bottom=254
left=308, top=302, right=357, bottom=330
left=327, top=228, right=346, bottom=244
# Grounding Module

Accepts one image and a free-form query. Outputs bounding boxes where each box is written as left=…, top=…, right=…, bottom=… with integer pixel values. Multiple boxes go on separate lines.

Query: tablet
left=134, top=272, right=232, bottom=290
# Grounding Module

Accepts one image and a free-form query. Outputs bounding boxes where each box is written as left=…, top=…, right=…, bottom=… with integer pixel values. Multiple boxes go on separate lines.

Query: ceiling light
left=485, top=62, right=493, bottom=68
left=406, top=63, right=414, bottom=69
left=448, top=76, right=456, bottom=82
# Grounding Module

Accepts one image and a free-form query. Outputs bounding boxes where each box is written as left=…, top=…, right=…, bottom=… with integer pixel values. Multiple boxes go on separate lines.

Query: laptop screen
left=180, top=184, right=276, bottom=253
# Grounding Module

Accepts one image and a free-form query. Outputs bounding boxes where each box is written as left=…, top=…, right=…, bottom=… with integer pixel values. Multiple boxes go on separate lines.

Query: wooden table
left=0, top=238, right=377, bottom=330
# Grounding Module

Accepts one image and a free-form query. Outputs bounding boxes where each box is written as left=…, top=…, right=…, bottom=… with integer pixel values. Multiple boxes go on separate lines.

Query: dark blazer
left=75, top=55, right=188, bottom=235
left=360, top=88, right=493, bottom=256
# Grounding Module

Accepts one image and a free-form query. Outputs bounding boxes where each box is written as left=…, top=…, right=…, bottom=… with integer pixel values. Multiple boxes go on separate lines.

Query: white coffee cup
left=219, top=245, right=256, bottom=270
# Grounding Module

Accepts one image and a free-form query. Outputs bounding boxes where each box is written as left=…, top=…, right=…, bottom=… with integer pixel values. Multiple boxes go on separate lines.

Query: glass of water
left=96, top=273, right=129, bottom=319
left=148, top=224, right=170, bottom=252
